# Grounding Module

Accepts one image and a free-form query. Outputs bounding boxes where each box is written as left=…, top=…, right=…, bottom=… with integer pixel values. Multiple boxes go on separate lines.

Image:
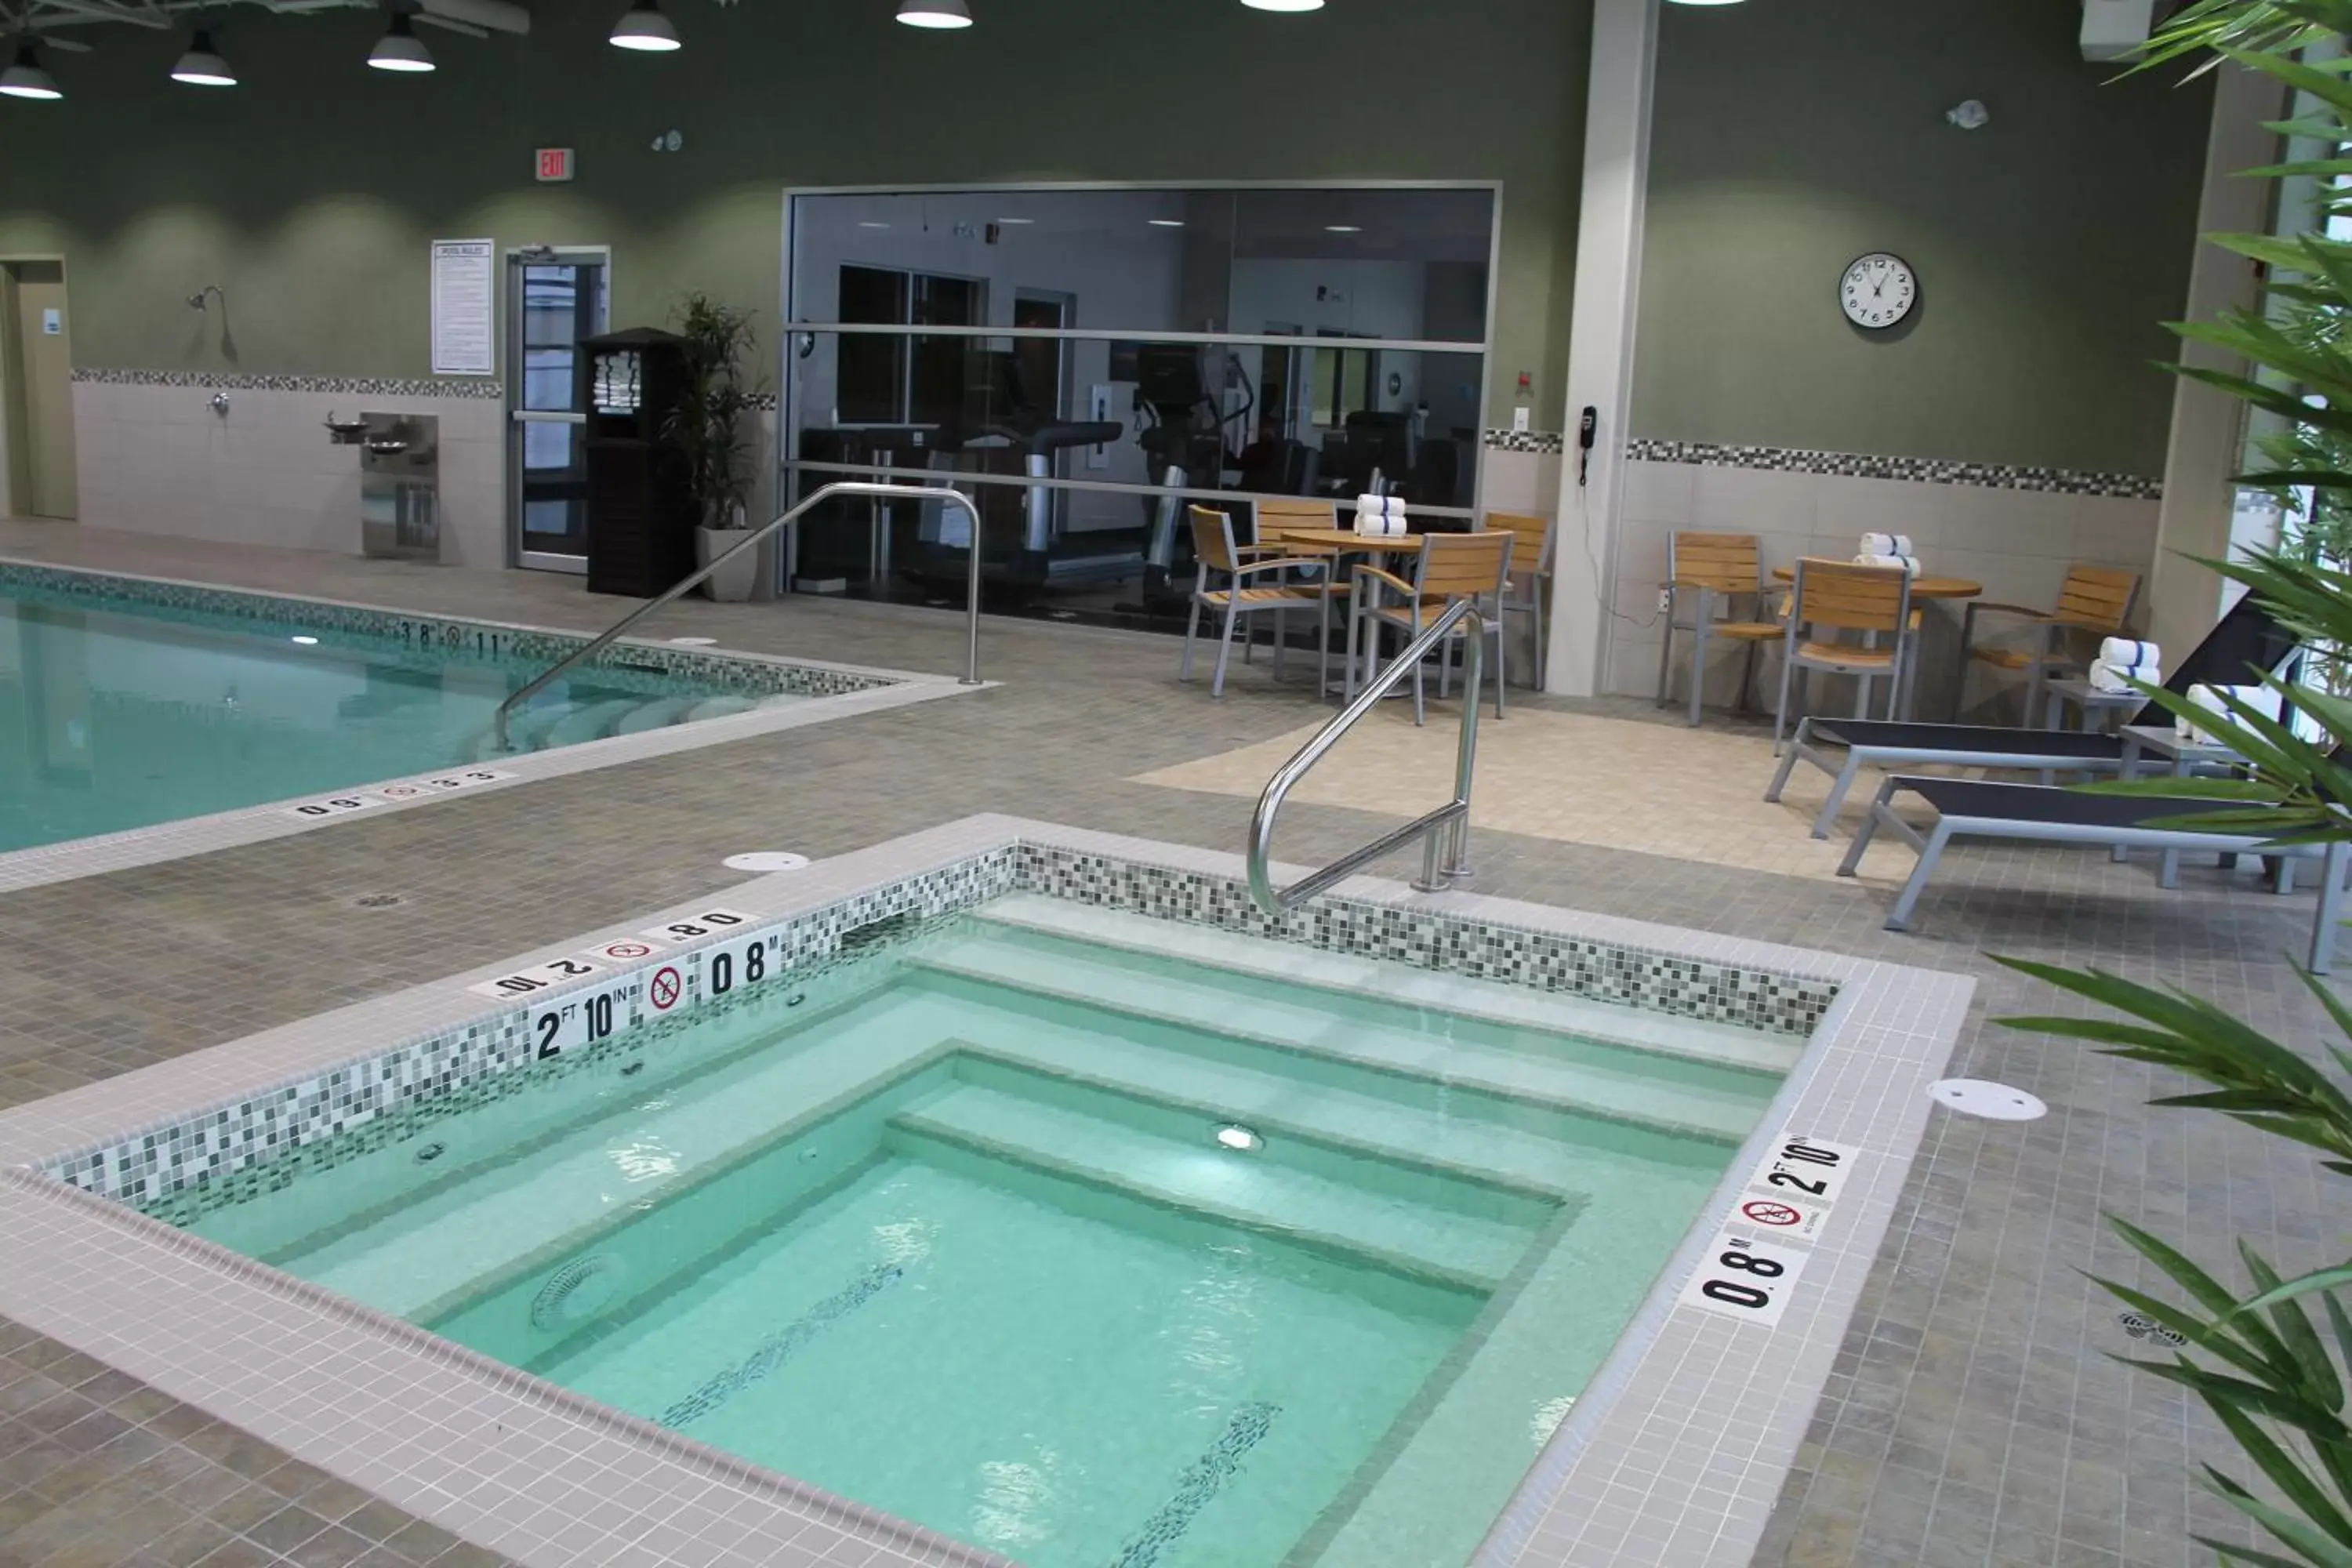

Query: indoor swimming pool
left=162, top=901, right=1782, bottom=1567
left=0, top=566, right=878, bottom=854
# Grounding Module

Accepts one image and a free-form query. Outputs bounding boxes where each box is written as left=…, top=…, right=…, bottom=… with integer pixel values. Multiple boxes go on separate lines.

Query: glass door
left=506, top=251, right=609, bottom=572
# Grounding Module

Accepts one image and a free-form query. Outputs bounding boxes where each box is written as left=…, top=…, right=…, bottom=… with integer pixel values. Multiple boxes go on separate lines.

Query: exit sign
left=535, top=147, right=575, bottom=183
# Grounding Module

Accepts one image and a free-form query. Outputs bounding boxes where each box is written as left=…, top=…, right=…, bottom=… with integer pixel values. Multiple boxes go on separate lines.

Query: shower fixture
left=187, top=285, right=226, bottom=311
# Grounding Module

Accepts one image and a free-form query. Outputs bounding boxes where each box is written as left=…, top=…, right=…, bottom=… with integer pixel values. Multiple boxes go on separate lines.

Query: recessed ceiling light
left=367, top=13, right=434, bottom=71
left=858, top=221, right=891, bottom=229
left=896, top=0, right=974, bottom=27
left=0, top=42, right=62, bottom=100
left=1149, top=219, right=1185, bottom=228
left=1326, top=224, right=1362, bottom=234
left=609, top=0, right=681, bottom=50
left=996, top=217, right=1034, bottom=225
left=170, top=29, right=237, bottom=86
left=1664, top=0, right=1746, bottom=5
left=290, top=635, right=319, bottom=645
left=1242, top=0, right=1325, bottom=10
left=1214, top=1123, right=1263, bottom=1151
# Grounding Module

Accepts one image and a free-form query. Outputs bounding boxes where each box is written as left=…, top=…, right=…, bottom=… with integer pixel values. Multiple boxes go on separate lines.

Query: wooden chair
left=1483, top=510, right=1555, bottom=691
left=1655, top=532, right=1784, bottom=727
left=1349, top=530, right=1515, bottom=725
left=1251, top=497, right=1348, bottom=692
left=1773, top=558, right=1913, bottom=751
left=1956, top=564, right=2142, bottom=723
left=1180, top=506, right=1318, bottom=698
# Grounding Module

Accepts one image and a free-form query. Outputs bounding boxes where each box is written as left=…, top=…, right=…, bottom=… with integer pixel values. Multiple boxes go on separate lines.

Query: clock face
left=1840, top=252, right=1917, bottom=329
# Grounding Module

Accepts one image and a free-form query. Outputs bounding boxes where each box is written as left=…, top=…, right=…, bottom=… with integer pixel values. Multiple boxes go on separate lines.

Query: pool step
left=612, top=695, right=702, bottom=735
left=906, top=937, right=1768, bottom=1144
left=889, top=1083, right=1532, bottom=1294
left=946, top=1022, right=1638, bottom=1204
left=972, top=895, right=1802, bottom=1075
left=544, top=698, right=644, bottom=747
left=684, top=694, right=761, bottom=724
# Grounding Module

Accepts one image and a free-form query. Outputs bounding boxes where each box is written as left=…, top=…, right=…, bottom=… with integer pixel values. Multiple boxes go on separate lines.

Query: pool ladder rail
left=492, top=481, right=986, bottom=753
left=1247, top=599, right=1485, bottom=915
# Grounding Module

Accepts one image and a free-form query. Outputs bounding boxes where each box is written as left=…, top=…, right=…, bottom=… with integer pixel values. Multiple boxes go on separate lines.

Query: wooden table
left=1263, top=529, right=1425, bottom=698
left=1769, top=565, right=1983, bottom=600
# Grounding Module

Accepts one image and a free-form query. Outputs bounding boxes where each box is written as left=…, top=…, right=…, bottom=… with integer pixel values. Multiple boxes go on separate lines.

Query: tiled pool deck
left=0, top=520, right=2339, bottom=1567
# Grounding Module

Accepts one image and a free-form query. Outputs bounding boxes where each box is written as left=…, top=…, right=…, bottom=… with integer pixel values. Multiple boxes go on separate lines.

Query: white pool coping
left=0, top=816, right=1973, bottom=1568
left=0, top=558, right=978, bottom=895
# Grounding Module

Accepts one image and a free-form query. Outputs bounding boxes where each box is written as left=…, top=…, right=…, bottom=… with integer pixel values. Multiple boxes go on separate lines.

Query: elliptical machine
left=1133, top=345, right=1252, bottom=600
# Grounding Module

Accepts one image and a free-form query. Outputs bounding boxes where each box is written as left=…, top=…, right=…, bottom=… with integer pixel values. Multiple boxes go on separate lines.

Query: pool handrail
left=492, top=481, right=983, bottom=751
left=1247, top=598, right=1484, bottom=913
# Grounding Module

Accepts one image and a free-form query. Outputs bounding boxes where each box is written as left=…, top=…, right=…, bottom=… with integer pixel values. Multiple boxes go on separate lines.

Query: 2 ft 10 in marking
left=533, top=977, right=635, bottom=1059
left=1751, top=1134, right=1858, bottom=1207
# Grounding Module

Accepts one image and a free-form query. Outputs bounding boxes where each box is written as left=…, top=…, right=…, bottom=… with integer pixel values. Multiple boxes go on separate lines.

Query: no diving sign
left=1733, top=1194, right=1829, bottom=1241
left=647, top=966, right=684, bottom=1014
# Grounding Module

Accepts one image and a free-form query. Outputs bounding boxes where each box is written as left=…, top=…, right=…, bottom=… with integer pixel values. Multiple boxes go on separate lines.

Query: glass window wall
left=781, top=185, right=1496, bottom=630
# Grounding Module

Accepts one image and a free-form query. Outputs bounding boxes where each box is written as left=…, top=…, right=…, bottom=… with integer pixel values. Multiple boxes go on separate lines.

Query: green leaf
left=2241, top=1243, right=2345, bottom=1414
left=2205, top=1474, right=2352, bottom=1568
left=2205, top=1393, right=2352, bottom=1547
left=2238, top=1266, right=2352, bottom=1318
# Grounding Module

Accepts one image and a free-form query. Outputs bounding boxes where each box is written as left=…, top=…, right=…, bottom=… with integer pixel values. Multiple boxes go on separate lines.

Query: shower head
left=187, top=284, right=223, bottom=311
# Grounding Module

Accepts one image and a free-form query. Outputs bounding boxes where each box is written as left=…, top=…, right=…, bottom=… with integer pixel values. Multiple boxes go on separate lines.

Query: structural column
left=1544, top=0, right=1660, bottom=696
left=2147, top=63, right=2287, bottom=655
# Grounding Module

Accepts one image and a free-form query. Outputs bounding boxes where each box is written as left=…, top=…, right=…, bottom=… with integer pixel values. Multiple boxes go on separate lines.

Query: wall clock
left=1839, top=252, right=1916, bottom=330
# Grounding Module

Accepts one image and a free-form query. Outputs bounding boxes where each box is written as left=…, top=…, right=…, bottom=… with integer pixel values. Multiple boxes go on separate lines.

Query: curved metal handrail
left=1247, top=598, right=1485, bottom=915
left=493, top=481, right=983, bottom=751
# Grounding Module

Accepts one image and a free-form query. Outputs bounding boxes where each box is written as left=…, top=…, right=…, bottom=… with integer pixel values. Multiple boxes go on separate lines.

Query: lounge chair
left=1765, top=594, right=2299, bottom=837
left=1837, top=773, right=2348, bottom=972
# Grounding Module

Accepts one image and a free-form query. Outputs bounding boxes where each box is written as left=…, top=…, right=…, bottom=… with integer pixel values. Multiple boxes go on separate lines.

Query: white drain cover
left=725, top=851, right=810, bottom=873
left=667, top=636, right=719, bottom=646
left=1929, top=1079, right=2047, bottom=1120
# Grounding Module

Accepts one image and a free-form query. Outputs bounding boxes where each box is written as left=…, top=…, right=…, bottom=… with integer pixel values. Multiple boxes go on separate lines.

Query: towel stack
left=1354, top=492, right=1409, bottom=538
left=2088, top=635, right=2161, bottom=694
left=1853, top=532, right=1921, bottom=574
left=2178, top=682, right=2281, bottom=744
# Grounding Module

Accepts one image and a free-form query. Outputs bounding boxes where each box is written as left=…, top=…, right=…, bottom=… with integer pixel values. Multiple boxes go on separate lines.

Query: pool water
left=0, top=587, right=797, bottom=852
left=178, top=899, right=1795, bottom=1567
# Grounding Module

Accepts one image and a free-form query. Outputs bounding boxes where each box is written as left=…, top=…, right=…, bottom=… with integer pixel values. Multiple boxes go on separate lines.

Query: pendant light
left=171, top=30, right=238, bottom=87
left=368, top=13, right=434, bottom=73
left=0, top=41, right=62, bottom=100
left=609, top=1, right=681, bottom=51
left=1240, top=0, right=1325, bottom=10
left=895, top=0, right=974, bottom=28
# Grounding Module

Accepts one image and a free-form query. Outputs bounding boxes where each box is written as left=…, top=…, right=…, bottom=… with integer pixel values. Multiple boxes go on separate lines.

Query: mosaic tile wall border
left=1011, top=843, right=1837, bottom=1036
left=41, top=840, right=1838, bottom=1221
left=1625, top=437, right=2164, bottom=499
left=1484, top=428, right=1567, bottom=455
left=74, top=366, right=506, bottom=400
left=0, top=561, right=897, bottom=699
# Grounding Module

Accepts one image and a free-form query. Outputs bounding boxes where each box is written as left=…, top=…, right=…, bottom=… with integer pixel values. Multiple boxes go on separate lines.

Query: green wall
left=1631, top=0, right=2214, bottom=476
left=0, top=0, right=1590, bottom=423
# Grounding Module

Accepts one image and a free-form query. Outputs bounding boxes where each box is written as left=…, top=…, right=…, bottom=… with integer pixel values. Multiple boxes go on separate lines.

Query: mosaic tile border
left=0, top=561, right=895, bottom=699
left=1626, top=436, right=2165, bottom=499
left=1483, top=426, right=1566, bottom=455
left=43, top=840, right=1831, bottom=1217
left=73, top=366, right=505, bottom=399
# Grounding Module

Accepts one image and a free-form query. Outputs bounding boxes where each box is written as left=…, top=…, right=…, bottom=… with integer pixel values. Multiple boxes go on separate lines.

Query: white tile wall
left=71, top=382, right=506, bottom=568
left=1611, top=459, right=2161, bottom=720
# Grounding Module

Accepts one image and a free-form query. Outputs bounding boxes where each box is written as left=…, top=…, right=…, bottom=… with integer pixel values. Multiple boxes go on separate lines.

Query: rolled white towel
left=2100, top=637, right=2159, bottom=668
left=2089, top=661, right=2159, bottom=694
left=1858, top=532, right=1917, bottom=557
left=2179, top=683, right=2229, bottom=743
left=1356, top=493, right=1404, bottom=515
left=1851, top=553, right=1922, bottom=575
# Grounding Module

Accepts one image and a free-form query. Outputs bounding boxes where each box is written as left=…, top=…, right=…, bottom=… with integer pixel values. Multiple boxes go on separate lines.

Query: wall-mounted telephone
left=1578, top=405, right=1598, bottom=487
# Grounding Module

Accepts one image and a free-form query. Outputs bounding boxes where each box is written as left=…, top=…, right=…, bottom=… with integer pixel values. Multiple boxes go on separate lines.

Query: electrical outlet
left=1657, top=587, right=1673, bottom=615
left=1512, top=407, right=1531, bottom=435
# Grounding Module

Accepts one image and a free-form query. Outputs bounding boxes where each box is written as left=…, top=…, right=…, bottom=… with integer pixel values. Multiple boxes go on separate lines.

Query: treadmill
left=911, top=348, right=1128, bottom=592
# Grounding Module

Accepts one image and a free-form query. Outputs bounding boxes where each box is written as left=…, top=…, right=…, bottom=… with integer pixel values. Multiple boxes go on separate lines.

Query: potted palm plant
left=666, top=292, right=764, bottom=601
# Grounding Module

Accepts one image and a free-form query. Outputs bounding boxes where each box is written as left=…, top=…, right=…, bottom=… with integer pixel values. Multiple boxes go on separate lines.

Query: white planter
left=695, top=528, right=760, bottom=601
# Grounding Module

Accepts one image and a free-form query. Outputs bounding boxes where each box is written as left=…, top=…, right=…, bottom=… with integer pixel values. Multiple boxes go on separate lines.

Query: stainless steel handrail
left=1247, top=599, right=1485, bottom=914
left=492, top=481, right=983, bottom=750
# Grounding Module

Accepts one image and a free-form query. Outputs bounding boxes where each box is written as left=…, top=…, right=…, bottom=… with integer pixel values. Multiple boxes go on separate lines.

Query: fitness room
left=781, top=185, right=1494, bottom=628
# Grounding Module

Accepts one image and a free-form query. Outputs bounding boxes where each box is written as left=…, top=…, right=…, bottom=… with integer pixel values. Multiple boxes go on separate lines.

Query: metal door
left=506, top=250, right=609, bottom=571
